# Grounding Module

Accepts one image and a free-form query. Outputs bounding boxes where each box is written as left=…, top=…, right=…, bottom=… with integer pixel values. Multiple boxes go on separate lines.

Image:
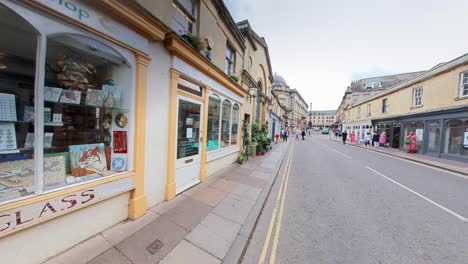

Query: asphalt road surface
left=242, top=132, right=468, bottom=264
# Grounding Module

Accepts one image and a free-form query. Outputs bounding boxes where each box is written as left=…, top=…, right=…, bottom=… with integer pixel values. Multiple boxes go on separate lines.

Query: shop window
left=0, top=5, right=37, bottom=203
left=42, top=34, right=132, bottom=192
left=412, top=87, right=423, bottom=107
left=231, top=104, right=239, bottom=145
left=221, top=100, right=231, bottom=148
left=460, top=71, right=468, bottom=98
left=207, top=95, right=221, bottom=151
left=171, top=0, right=197, bottom=35
left=444, top=119, right=468, bottom=156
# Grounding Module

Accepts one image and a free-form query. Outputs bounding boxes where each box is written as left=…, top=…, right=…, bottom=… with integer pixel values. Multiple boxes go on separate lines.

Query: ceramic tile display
left=113, top=131, right=127, bottom=153
left=85, top=88, right=104, bottom=107
left=102, top=85, right=121, bottom=108
left=23, top=106, right=52, bottom=122
left=69, top=143, right=107, bottom=177
left=44, top=86, right=62, bottom=102
left=23, top=106, right=34, bottom=122
left=0, top=123, right=17, bottom=152
left=59, top=90, right=81, bottom=104
left=23, top=132, right=54, bottom=149
left=111, top=154, right=127, bottom=172
left=0, top=93, right=17, bottom=121
left=0, top=156, right=66, bottom=202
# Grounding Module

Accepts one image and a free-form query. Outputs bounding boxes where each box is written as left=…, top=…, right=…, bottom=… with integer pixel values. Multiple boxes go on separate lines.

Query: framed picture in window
left=60, top=90, right=81, bottom=104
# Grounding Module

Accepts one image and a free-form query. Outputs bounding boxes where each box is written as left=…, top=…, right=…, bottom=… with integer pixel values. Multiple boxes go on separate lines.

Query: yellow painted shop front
left=164, top=34, right=246, bottom=200
left=0, top=0, right=165, bottom=263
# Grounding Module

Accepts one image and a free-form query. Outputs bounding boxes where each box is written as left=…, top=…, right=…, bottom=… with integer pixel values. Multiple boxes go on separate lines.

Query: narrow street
left=243, top=133, right=468, bottom=264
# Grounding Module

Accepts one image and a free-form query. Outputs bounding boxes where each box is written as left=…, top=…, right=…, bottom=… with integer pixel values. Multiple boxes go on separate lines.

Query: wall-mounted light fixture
left=247, top=87, right=257, bottom=103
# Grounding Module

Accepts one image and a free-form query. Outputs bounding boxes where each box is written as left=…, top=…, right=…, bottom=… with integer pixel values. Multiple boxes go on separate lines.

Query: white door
left=175, top=96, right=203, bottom=194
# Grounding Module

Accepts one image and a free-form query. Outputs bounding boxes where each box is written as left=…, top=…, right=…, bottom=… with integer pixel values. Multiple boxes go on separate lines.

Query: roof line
left=352, top=53, right=468, bottom=107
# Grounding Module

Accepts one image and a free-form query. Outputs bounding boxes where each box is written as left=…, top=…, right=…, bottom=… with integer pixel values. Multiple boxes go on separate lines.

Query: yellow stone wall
left=348, top=64, right=468, bottom=122
left=137, top=0, right=245, bottom=77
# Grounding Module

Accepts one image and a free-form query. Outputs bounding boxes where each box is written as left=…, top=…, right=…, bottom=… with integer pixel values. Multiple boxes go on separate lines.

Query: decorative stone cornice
left=165, top=32, right=247, bottom=97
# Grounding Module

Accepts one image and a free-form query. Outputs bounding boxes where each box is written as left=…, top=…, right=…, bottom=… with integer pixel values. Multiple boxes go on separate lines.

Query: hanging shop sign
left=34, top=0, right=148, bottom=53
left=0, top=176, right=133, bottom=237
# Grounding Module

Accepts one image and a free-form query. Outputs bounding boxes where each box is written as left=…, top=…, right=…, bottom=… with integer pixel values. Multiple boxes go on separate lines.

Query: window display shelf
left=0, top=120, right=66, bottom=126
left=45, top=101, right=129, bottom=112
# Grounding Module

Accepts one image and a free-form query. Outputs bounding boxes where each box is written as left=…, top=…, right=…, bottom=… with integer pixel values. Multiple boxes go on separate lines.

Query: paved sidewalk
left=329, top=137, right=467, bottom=176
left=42, top=141, right=290, bottom=264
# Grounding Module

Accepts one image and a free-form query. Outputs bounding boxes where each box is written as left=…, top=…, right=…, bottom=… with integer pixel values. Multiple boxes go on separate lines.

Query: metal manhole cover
left=146, top=239, right=164, bottom=255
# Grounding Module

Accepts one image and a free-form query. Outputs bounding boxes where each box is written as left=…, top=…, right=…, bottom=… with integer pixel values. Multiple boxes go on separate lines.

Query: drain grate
left=146, top=239, right=164, bottom=255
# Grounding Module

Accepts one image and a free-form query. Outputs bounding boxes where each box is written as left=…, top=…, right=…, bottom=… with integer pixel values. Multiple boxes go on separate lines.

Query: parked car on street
left=321, top=128, right=330, bottom=134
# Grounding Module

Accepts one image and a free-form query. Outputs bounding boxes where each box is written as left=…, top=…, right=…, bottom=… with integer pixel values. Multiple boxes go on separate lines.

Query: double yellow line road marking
left=259, top=141, right=295, bottom=264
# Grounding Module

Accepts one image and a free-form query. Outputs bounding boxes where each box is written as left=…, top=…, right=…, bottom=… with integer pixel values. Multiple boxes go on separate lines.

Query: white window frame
left=412, top=87, right=423, bottom=107
left=459, top=71, right=468, bottom=98
left=382, top=98, right=388, bottom=113
left=207, top=92, right=241, bottom=153
left=0, top=8, right=137, bottom=206
left=365, top=82, right=382, bottom=89
left=225, top=42, right=235, bottom=74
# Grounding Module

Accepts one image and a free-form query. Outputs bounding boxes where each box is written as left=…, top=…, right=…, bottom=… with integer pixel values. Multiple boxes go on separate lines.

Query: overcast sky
left=224, top=0, right=468, bottom=110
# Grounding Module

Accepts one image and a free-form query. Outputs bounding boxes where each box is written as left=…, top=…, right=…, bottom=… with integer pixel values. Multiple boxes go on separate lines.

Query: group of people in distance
left=334, top=129, right=417, bottom=153
left=276, top=127, right=307, bottom=143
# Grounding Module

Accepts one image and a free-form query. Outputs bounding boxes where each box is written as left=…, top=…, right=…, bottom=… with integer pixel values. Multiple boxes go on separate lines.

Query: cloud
left=351, top=65, right=397, bottom=81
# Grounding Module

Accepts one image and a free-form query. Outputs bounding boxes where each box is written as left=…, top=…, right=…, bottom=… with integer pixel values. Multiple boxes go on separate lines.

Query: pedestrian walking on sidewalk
left=283, top=129, right=288, bottom=142
left=301, top=130, right=306, bottom=140
left=379, top=132, right=388, bottom=147
left=295, top=129, right=300, bottom=140
left=275, top=133, right=279, bottom=144
left=364, top=132, right=372, bottom=146
left=341, top=131, right=348, bottom=144
left=335, top=130, right=339, bottom=139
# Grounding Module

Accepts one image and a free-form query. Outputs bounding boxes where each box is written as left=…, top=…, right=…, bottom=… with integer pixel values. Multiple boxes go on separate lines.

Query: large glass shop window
left=207, top=95, right=220, bottom=151
left=41, top=34, right=132, bottom=192
left=221, top=100, right=231, bottom=148
left=444, top=120, right=468, bottom=156
left=231, top=104, right=239, bottom=145
left=0, top=6, right=37, bottom=202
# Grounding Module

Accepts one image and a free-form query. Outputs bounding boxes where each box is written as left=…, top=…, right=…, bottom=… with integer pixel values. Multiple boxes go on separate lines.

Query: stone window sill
left=410, top=105, right=424, bottom=110
left=454, top=96, right=468, bottom=101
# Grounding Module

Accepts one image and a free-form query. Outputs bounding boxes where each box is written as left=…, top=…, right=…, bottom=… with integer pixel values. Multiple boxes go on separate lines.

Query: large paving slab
left=87, top=248, right=131, bottom=264
left=102, top=210, right=160, bottom=245
left=212, top=195, right=255, bottom=224
left=43, top=235, right=112, bottom=264
left=160, top=240, right=220, bottom=264
left=189, top=186, right=227, bottom=207
left=115, top=216, right=187, bottom=264
left=186, top=213, right=241, bottom=259
left=209, top=178, right=239, bottom=193
left=161, top=197, right=212, bottom=231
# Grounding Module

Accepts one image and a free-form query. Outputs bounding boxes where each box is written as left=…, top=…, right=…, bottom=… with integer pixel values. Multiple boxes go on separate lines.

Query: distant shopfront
left=373, top=106, right=468, bottom=162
